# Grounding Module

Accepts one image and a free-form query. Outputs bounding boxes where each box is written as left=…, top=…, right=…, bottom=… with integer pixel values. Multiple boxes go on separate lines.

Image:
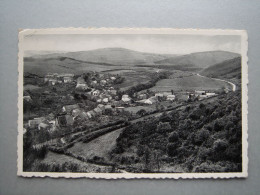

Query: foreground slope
left=111, top=91, right=242, bottom=173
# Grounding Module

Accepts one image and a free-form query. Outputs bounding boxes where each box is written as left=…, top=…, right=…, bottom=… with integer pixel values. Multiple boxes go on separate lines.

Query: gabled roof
left=63, top=104, right=80, bottom=113
left=94, top=107, right=102, bottom=114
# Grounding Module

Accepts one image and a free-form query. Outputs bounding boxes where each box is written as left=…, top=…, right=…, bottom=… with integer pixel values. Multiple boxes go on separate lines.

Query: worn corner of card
left=17, top=28, right=248, bottom=179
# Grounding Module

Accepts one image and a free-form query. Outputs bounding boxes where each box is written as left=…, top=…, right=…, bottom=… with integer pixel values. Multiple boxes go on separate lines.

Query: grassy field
left=114, top=70, right=155, bottom=91
left=36, top=151, right=109, bottom=172
left=149, top=75, right=230, bottom=92
left=68, top=129, right=123, bottom=162
left=124, top=105, right=155, bottom=114
left=24, top=84, right=41, bottom=90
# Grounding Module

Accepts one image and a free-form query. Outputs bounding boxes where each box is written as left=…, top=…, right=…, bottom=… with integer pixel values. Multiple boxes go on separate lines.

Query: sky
left=23, top=34, right=241, bottom=55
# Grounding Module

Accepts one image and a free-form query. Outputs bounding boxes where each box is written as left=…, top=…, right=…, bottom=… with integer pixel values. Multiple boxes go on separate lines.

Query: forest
left=111, top=90, right=242, bottom=173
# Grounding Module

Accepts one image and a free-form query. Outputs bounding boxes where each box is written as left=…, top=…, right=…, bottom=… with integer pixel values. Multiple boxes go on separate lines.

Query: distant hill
left=155, top=51, right=241, bottom=69
left=28, top=48, right=174, bottom=66
left=23, top=48, right=241, bottom=75
left=200, top=57, right=241, bottom=79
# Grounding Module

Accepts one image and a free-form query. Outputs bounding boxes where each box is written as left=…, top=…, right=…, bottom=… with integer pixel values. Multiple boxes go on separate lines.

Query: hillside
left=155, top=51, right=240, bottom=69
left=200, top=57, right=241, bottom=80
left=111, top=91, right=242, bottom=173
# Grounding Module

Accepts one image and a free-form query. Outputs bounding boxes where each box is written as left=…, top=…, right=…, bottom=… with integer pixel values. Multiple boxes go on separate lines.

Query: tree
left=157, top=122, right=171, bottom=133
left=137, top=109, right=147, bottom=116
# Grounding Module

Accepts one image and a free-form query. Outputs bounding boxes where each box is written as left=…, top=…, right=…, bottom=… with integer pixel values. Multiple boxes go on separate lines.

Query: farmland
left=149, top=74, right=231, bottom=92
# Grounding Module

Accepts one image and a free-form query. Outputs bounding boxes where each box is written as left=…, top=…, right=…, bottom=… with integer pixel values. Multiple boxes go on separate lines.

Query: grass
left=114, top=70, right=155, bottom=91
left=68, top=129, right=123, bottom=162
left=150, top=75, right=230, bottom=92
left=124, top=106, right=155, bottom=114
left=37, top=151, right=108, bottom=172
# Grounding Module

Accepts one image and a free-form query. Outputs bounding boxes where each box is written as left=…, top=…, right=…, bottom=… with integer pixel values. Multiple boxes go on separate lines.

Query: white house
left=110, top=77, right=116, bottom=80
left=102, top=98, right=109, bottom=103
left=167, top=95, right=176, bottom=101
left=63, top=76, right=73, bottom=83
left=92, top=90, right=100, bottom=96
left=122, top=94, right=131, bottom=102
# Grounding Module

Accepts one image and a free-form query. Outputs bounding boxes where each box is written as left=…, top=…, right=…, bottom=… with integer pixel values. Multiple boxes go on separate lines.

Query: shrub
left=157, top=122, right=171, bottom=134
left=213, top=139, right=228, bottom=152
left=168, top=131, right=179, bottom=143
left=166, top=143, right=178, bottom=157
left=193, top=129, right=210, bottom=145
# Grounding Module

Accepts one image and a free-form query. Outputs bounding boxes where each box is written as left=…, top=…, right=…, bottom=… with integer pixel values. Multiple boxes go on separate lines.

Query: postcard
left=18, top=28, right=248, bottom=178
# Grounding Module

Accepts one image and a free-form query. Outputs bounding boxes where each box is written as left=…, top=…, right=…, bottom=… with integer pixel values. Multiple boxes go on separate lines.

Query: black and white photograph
left=17, top=28, right=248, bottom=178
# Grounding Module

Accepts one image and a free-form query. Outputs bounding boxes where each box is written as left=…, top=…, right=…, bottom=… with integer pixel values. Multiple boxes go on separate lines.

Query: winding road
left=196, top=73, right=236, bottom=92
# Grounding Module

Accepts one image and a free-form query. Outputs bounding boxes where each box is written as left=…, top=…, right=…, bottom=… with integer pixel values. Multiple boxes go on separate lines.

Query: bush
left=166, top=143, right=178, bottom=157
left=168, top=131, right=179, bottom=142
left=213, top=139, right=228, bottom=152
left=157, top=122, right=171, bottom=134
left=193, top=129, right=210, bottom=145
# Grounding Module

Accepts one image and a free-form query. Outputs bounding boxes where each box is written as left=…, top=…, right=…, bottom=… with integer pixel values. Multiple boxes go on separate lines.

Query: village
left=23, top=71, right=219, bottom=142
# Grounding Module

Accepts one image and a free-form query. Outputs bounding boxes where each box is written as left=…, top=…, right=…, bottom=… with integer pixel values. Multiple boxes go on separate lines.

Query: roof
left=79, top=111, right=89, bottom=119
left=97, top=104, right=105, bottom=108
left=63, top=104, right=80, bottom=113
left=104, top=105, right=112, bottom=109
left=94, top=107, right=102, bottom=113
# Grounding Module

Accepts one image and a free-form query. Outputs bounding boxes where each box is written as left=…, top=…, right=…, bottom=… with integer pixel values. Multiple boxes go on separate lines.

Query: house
left=48, top=79, right=58, bottom=86
left=47, top=113, right=55, bottom=120
left=76, top=83, right=88, bottom=90
left=62, top=104, right=80, bottom=113
left=138, top=94, right=148, bottom=100
left=28, top=118, right=44, bottom=128
left=115, top=107, right=125, bottom=112
left=97, top=99, right=102, bottom=103
left=167, top=94, right=176, bottom=101
left=23, top=128, right=27, bottom=134
left=195, top=90, right=206, bottom=95
left=97, top=104, right=105, bottom=111
left=104, top=105, right=112, bottom=111
left=78, top=111, right=89, bottom=120
left=87, top=110, right=95, bottom=118
left=122, top=94, right=131, bottom=102
left=48, top=120, right=57, bottom=131
left=110, top=77, right=116, bottom=80
left=110, top=90, right=117, bottom=96
left=92, top=90, right=100, bottom=96
left=100, top=80, right=107, bottom=85
left=206, top=92, right=216, bottom=96
left=94, top=107, right=102, bottom=115
left=72, top=108, right=81, bottom=117
left=163, top=92, right=172, bottom=97
left=144, top=97, right=157, bottom=105
left=63, top=76, right=73, bottom=83
left=77, top=77, right=86, bottom=84
left=102, top=98, right=109, bottom=103
left=155, top=93, right=164, bottom=97
left=23, top=95, right=32, bottom=102
left=91, top=80, right=97, bottom=85
left=38, top=122, right=50, bottom=130
left=56, top=115, right=74, bottom=127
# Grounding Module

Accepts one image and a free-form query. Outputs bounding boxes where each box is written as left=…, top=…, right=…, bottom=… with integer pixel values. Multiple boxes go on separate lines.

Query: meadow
left=149, top=75, right=230, bottom=92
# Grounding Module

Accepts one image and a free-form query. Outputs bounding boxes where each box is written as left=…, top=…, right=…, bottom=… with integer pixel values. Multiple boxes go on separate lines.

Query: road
left=197, top=73, right=236, bottom=92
